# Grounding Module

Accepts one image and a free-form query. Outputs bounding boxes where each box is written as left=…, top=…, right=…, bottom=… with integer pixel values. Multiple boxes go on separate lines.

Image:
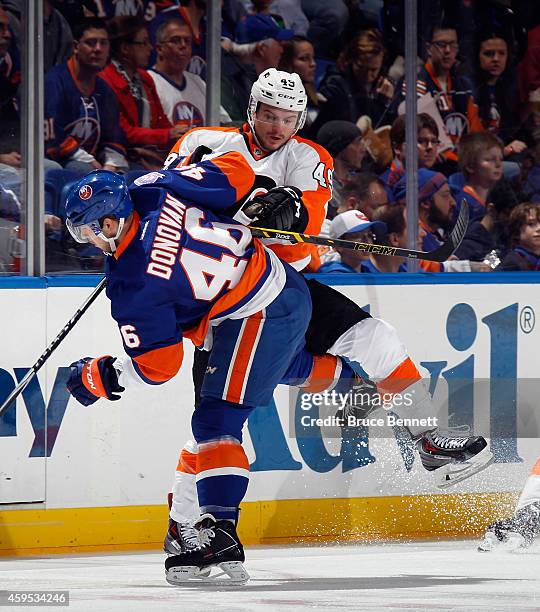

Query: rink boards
left=0, top=272, right=538, bottom=554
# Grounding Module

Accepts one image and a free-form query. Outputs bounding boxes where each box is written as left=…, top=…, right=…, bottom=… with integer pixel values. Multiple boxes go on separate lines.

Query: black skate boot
left=417, top=429, right=493, bottom=488
left=478, top=502, right=540, bottom=551
left=164, top=517, right=206, bottom=555
left=165, top=515, right=249, bottom=585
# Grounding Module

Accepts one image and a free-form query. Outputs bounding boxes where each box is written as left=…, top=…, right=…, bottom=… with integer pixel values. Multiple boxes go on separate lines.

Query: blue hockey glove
left=67, top=356, right=125, bottom=406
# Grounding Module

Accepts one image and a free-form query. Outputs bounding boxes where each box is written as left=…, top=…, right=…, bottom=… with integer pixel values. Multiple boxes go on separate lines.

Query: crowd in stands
left=2, top=0, right=540, bottom=273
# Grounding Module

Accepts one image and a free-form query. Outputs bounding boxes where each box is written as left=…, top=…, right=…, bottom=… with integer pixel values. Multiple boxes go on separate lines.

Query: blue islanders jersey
left=44, top=59, right=126, bottom=162
left=105, top=153, right=285, bottom=385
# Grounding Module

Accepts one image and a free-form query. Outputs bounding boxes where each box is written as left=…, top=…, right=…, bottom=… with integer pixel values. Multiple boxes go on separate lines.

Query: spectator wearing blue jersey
left=44, top=18, right=128, bottom=174
left=318, top=209, right=386, bottom=273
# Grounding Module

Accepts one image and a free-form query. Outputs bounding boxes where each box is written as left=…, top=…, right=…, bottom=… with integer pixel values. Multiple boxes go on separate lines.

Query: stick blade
left=421, top=199, right=470, bottom=262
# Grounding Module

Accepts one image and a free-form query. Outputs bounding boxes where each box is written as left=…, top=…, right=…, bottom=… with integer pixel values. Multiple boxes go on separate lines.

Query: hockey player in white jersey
left=162, top=69, right=493, bottom=566
left=478, top=457, right=540, bottom=551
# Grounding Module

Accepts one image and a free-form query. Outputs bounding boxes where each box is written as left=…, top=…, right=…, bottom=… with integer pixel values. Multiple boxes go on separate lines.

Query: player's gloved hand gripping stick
left=0, top=278, right=107, bottom=418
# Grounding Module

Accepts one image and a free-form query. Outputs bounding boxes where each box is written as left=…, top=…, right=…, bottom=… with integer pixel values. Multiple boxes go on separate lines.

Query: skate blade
left=436, top=447, right=494, bottom=489
left=166, top=561, right=249, bottom=586
left=477, top=531, right=528, bottom=553
left=477, top=531, right=498, bottom=552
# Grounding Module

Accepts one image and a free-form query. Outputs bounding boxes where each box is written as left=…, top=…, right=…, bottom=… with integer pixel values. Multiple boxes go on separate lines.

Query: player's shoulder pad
left=129, top=152, right=255, bottom=209
left=170, top=126, right=240, bottom=155
left=291, top=134, right=333, bottom=165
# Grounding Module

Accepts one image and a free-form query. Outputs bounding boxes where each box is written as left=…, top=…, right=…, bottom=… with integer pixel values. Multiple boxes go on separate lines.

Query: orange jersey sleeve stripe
left=184, top=239, right=268, bottom=347
left=197, top=441, right=250, bottom=472
left=133, top=342, right=184, bottom=383
left=224, top=311, right=264, bottom=404
left=530, top=458, right=540, bottom=476
left=301, top=354, right=340, bottom=393
left=176, top=448, right=197, bottom=474
left=377, top=357, right=421, bottom=395
left=210, top=152, right=256, bottom=203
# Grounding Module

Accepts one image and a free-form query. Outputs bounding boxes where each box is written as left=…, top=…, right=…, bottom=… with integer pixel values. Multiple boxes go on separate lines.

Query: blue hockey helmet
left=65, top=170, right=133, bottom=253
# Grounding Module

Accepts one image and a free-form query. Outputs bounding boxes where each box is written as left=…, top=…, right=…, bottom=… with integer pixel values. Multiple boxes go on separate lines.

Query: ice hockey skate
left=417, top=429, right=493, bottom=488
left=335, top=375, right=379, bottom=425
left=337, top=377, right=493, bottom=487
left=165, top=515, right=250, bottom=586
left=163, top=514, right=214, bottom=556
left=478, top=502, right=540, bottom=552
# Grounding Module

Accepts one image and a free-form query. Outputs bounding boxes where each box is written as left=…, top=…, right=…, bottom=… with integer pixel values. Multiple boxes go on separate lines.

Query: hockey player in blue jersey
left=64, top=153, right=359, bottom=584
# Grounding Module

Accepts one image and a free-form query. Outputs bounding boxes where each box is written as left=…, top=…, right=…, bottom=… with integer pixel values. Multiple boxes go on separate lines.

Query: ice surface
left=1, top=540, right=539, bottom=611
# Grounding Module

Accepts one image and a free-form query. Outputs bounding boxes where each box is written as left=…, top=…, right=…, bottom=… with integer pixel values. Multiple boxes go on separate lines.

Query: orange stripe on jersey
left=176, top=448, right=197, bottom=474
left=378, top=357, right=421, bottom=395
left=133, top=342, right=184, bottom=383
left=197, top=440, right=250, bottom=473
left=301, top=354, right=340, bottom=393
left=57, top=136, right=80, bottom=158
left=169, top=126, right=240, bottom=156
left=184, top=238, right=268, bottom=347
left=210, top=152, right=256, bottom=203
left=115, top=211, right=140, bottom=260
left=530, top=458, right=540, bottom=476
left=225, top=311, right=264, bottom=403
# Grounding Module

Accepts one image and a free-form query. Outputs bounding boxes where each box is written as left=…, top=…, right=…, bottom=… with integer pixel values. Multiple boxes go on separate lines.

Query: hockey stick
left=0, top=277, right=107, bottom=418
left=250, top=200, right=469, bottom=263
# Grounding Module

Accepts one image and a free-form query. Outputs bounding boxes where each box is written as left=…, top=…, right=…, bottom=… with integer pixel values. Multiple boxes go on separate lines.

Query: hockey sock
left=298, top=354, right=355, bottom=393
left=376, top=358, right=437, bottom=437
left=196, top=437, right=249, bottom=520
left=170, top=440, right=200, bottom=524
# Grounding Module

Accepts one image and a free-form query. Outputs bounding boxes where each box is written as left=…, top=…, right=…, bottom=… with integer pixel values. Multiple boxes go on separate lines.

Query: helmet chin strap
left=99, top=217, right=125, bottom=254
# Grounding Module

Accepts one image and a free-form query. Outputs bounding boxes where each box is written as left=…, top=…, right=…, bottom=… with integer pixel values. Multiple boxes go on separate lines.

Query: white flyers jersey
left=166, top=124, right=334, bottom=271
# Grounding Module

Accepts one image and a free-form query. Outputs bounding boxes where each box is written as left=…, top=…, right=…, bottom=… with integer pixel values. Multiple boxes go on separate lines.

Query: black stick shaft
left=250, top=200, right=469, bottom=263
left=0, top=278, right=107, bottom=418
